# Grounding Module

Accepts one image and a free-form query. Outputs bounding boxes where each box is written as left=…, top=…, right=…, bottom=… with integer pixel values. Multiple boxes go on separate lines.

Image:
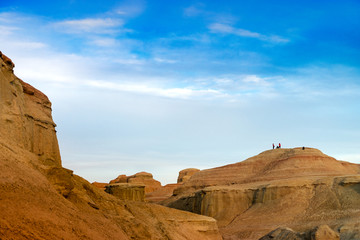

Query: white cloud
left=154, top=57, right=177, bottom=64
left=54, top=17, right=124, bottom=34
left=87, top=80, right=223, bottom=99
left=209, top=23, right=289, bottom=43
left=90, top=37, right=117, bottom=47
left=0, top=25, right=18, bottom=35
left=114, top=0, right=146, bottom=17
left=10, top=41, right=47, bottom=50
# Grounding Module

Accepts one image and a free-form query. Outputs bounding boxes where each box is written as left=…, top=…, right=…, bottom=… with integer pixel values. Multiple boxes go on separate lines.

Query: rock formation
left=177, top=168, right=200, bottom=183
left=146, top=183, right=182, bottom=203
left=109, top=171, right=162, bottom=194
left=163, top=148, right=360, bottom=239
left=0, top=52, right=222, bottom=240
left=106, top=183, right=145, bottom=201
left=146, top=168, right=200, bottom=203
left=259, top=224, right=340, bottom=240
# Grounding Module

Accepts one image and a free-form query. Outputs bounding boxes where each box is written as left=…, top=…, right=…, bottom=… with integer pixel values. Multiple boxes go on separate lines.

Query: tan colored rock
left=177, top=168, right=200, bottom=183
left=146, top=183, right=181, bottom=203
left=0, top=52, right=222, bottom=240
left=259, top=227, right=301, bottom=240
left=91, top=182, right=108, bottom=191
left=163, top=148, right=360, bottom=239
left=109, top=171, right=162, bottom=194
left=0, top=52, right=61, bottom=168
left=310, top=225, right=339, bottom=240
left=105, top=183, right=145, bottom=201
left=109, top=174, right=127, bottom=184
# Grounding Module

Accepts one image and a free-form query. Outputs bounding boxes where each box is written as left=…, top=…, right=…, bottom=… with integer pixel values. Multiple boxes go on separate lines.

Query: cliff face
left=163, top=148, right=360, bottom=240
left=0, top=52, right=60, bottom=167
left=0, top=52, right=222, bottom=240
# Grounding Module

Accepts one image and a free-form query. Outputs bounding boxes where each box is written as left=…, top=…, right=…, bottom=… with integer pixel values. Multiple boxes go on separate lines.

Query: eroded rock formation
left=106, top=183, right=145, bottom=201
left=163, top=148, right=360, bottom=239
left=0, top=52, right=222, bottom=240
left=177, top=168, right=200, bottom=183
left=110, top=171, right=162, bottom=194
left=259, top=224, right=340, bottom=240
left=146, top=183, right=182, bottom=203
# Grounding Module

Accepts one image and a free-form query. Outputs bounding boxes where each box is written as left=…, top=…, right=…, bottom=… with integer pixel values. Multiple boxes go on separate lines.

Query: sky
left=0, top=0, right=359, bottom=184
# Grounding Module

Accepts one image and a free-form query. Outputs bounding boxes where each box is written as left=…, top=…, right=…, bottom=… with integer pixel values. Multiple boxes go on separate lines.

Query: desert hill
left=0, top=52, right=222, bottom=240
left=163, top=148, right=360, bottom=239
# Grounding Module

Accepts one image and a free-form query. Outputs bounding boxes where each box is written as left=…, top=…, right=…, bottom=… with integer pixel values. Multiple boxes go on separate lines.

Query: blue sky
left=1, top=0, right=360, bottom=184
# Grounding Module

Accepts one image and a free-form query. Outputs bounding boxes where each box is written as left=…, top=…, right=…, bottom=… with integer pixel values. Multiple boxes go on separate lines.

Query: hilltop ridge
left=163, top=148, right=360, bottom=239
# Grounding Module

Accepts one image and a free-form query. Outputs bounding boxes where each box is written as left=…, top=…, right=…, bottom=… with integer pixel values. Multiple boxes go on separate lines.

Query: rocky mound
left=0, top=52, right=222, bottom=240
left=163, top=148, right=360, bottom=239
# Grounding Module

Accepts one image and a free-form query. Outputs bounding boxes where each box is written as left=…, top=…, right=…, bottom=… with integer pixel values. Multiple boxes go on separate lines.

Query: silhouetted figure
left=272, top=143, right=275, bottom=149
left=302, top=146, right=305, bottom=150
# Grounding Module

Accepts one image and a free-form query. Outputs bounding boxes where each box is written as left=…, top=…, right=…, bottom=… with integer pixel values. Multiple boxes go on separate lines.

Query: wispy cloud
left=87, top=80, right=224, bottom=99
left=113, top=0, right=146, bottom=17
left=154, top=57, right=177, bottom=64
left=209, top=23, right=289, bottom=43
left=53, top=17, right=124, bottom=34
left=184, top=4, right=205, bottom=17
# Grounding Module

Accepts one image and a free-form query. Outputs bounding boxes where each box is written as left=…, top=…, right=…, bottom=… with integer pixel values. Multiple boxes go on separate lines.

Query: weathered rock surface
left=259, top=227, right=302, bottom=240
left=106, top=183, right=145, bottom=201
left=91, top=181, right=108, bottom=191
left=260, top=225, right=340, bottom=240
left=110, top=171, right=162, bottom=194
left=163, top=148, right=360, bottom=239
left=309, top=225, right=340, bottom=240
left=0, top=52, right=222, bottom=240
left=178, top=168, right=200, bottom=183
left=0, top=52, right=61, bottom=168
left=145, top=168, right=200, bottom=203
left=146, top=183, right=182, bottom=203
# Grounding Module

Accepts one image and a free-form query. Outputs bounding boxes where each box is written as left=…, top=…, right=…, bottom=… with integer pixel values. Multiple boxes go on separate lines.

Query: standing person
left=279, top=143, right=281, bottom=148
left=272, top=143, right=275, bottom=149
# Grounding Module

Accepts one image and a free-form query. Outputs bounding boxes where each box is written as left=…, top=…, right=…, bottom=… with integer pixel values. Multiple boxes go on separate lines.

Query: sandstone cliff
left=163, top=148, right=360, bottom=239
left=0, top=52, right=222, bottom=240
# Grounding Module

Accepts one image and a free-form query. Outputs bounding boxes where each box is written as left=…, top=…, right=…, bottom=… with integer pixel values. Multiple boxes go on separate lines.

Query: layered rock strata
left=106, top=183, right=145, bottom=202
left=110, top=171, right=162, bottom=194
left=163, top=148, right=360, bottom=239
left=0, top=52, right=222, bottom=240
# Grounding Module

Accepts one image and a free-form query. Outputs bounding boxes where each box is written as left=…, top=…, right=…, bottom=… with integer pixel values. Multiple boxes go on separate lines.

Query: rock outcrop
left=110, top=171, right=162, bottom=194
left=177, top=168, right=200, bottom=183
left=0, top=52, right=222, bottom=240
left=106, top=183, right=145, bottom=201
left=310, top=225, right=340, bottom=240
left=259, top=225, right=340, bottom=240
left=146, top=183, right=182, bottom=203
left=259, top=227, right=302, bottom=240
left=0, top=52, right=61, bottom=168
left=163, top=148, right=360, bottom=239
